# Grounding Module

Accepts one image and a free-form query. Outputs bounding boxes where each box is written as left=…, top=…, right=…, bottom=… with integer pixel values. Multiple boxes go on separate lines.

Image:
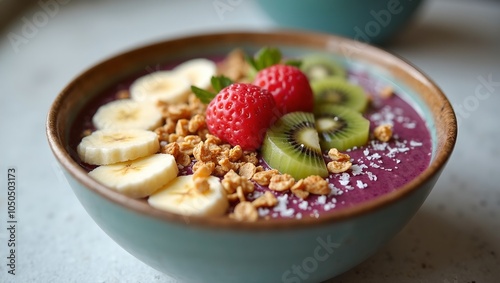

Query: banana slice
left=148, top=175, right=229, bottom=217
left=77, top=129, right=159, bottom=165
left=92, top=99, right=163, bottom=130
left=130, top=71, right=191, bottom=104
left=173, top=58, right=217, bottom=90
left=88, top=153, right=178, bottom=198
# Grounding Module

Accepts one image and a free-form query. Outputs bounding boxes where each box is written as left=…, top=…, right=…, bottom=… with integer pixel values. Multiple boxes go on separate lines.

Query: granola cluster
left=327, top=148, right=352, bottom=174
left=374, top=124, right=393, bottom=142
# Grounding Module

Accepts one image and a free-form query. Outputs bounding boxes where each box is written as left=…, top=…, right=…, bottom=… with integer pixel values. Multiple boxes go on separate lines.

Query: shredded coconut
left=350, top=164, right=363, bottom=176
left=410, top=140, right=423, bottom=147
left=366, top=171, right=377, bottom=181
left=339, top=173, right=350, bottom=186
left=298, top=201, right=309, bottom=210
left=324, top=203, right=336, bottom=211
left=356, top=180, right=368, bottom=189
left=258, top=207, right=270, bottom=217
left=363, top=148, right=370, bottom=156
left=403, top=122, right=416, bottom=129
left=317, top=195, right=327, bottom=205
left=280, top=208, right=295, bottom=217
left=273, top=194, right=289, bottom=213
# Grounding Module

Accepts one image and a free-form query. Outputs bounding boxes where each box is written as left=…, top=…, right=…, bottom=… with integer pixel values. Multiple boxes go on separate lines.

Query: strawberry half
left=253, top=64, right=314, bottom=115
left=195, top=80, right=278, bottom=151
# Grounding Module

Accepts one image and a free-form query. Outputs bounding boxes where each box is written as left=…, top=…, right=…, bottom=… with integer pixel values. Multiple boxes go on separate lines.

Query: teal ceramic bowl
left=257, top=0, right=424, bottom=44
left=46, top=31, right=456, bottom=283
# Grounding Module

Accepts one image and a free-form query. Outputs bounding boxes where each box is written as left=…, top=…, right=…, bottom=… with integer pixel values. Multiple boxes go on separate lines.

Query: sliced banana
left=77, top=129, right=159, bottom=165
left=88, top=153, right=178, bottom=198
left=92, top=99, right=163, bottom=130
left=130, top=71, right=191, bottom=104
left=173, top=58, right=217, bottom=90
left=148, top=175, right=229, bottom=217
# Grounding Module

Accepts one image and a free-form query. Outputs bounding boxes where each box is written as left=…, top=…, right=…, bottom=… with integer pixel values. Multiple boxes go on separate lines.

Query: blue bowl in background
left=256, top=0, right=424, bottom=44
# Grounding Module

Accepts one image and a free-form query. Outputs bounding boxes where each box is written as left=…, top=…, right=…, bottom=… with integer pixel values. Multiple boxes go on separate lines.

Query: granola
left=230, top=201, right=258, bottom=222
left=374, top=124, right=393, bottom=142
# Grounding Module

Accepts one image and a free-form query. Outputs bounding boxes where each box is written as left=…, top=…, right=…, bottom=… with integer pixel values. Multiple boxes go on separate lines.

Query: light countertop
left=1, top=0, right=499, bottom=282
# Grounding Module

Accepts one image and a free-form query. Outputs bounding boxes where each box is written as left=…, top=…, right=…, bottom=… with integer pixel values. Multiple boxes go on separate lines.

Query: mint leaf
left=246, top=54, right=259, bottom=73
left=248, top=47, right=283, bottom=71
left=191, top=76, right=233, bottom=104
left=211, top=75, right=233, bottom=93
left=284, top=59, right=302, bottom=68
left=191, top=86, right=216, bottom=104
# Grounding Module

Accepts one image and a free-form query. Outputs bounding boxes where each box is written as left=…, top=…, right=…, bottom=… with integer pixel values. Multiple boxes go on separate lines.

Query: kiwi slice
left=314, top=105, right=370, bottom=151
left=261, top=112, right=328, bottom=180
left=311, top=77, right=369, bottom=113
left=300, top=55, right=346, bottom=82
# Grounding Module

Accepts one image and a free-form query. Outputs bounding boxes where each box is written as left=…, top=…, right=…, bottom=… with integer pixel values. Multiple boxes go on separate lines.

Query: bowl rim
left=46, top=30, right=457, bottom=230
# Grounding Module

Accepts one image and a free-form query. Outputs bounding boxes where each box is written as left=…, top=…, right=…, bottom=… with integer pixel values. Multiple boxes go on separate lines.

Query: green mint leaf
left=191, top=86, right=216, bottom=104
left=248, top=47, right=283, bottom=71
left=284, top=59, right=302, bottom=68
left=211, top=75, right=233, bottom=93
left=257, top=47, right=282, bottom=70
left=245, top=53, right=259, bottom=72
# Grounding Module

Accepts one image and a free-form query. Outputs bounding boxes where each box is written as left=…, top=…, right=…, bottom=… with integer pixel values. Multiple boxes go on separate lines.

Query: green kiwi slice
left=314, top=105, right=370, bottom=151
left=261, top=112, right=328, bottom=180
left=300, top=55, right=346, bottom=82
left=311, top=77, right=369, bottom=113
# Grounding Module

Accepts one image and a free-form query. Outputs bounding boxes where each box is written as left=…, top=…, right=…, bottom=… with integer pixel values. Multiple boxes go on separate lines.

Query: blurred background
left=0, top=0, right=499, bottom=282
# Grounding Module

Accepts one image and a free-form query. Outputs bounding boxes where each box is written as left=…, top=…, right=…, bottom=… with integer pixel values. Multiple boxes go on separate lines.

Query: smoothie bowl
left=46, top=31, right=456, bottom=283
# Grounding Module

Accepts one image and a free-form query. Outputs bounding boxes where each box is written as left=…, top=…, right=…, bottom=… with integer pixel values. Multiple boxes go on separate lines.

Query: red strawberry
left=205, top=83, right=278, bottom=151
left=253, top=64, right=314, bottom=115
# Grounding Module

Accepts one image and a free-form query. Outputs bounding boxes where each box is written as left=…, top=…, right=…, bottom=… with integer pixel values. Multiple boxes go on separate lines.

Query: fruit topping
left=89, top=153, right=178, bottom=198
left=314, top=104, right=370, bottom=151
left=261, top=112, right=328, bottom=180
left=148, top=174, right=229, bottom=216
left=310, top=77, right=369, bottom=112
left=299, top=54, right=347, bottom=81
left=253, top=64, right=314, bottom=114
left=92, top=98, right=163, bottom=131
left=173, top=58, right=217, bottom=90
left=196, top=79, right=278, bottom=151
left=77, top=129, right=160, bottom=165
left=130, top=71, right=191, bottom=104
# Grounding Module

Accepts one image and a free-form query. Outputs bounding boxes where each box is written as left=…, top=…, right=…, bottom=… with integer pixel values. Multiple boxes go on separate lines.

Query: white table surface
left=1, top=0, right=499, bottom=282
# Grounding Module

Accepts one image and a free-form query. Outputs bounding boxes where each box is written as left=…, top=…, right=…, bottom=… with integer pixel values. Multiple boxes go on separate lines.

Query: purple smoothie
left=69, top=57, right=432, bottom=220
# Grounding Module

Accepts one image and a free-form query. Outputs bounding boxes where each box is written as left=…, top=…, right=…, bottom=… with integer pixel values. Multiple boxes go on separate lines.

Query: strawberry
left=194, top=79, right=278, bottom=151
left=253, top=64, right=314, bottom=115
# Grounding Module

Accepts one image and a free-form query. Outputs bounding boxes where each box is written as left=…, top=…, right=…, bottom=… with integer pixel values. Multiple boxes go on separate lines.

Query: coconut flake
left=363, top=148, right=370, bottom=156
left=367, top=171, right=378, bottom=181
left=403, top=122, right=416, bottom=129
left=317, top=195, right=327, bottom=205
left=280, top=208, right=295, bottom=217
left=339, top=173, right=350, bottom=186
left=356, top=180, right=368, bottom=189
left=258, top=208, right=270, bottom=217
left=351, top=165, right=363, bottom=176
left=298, top=201, right=309, bottom=210
left=410, top=140, right=423, bottom=147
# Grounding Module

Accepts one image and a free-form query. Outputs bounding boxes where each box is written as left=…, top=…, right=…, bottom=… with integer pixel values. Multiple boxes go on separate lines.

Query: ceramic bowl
left=46, top=30, right=456, bottom=283
left=256, top=0, right=424, bottom=44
